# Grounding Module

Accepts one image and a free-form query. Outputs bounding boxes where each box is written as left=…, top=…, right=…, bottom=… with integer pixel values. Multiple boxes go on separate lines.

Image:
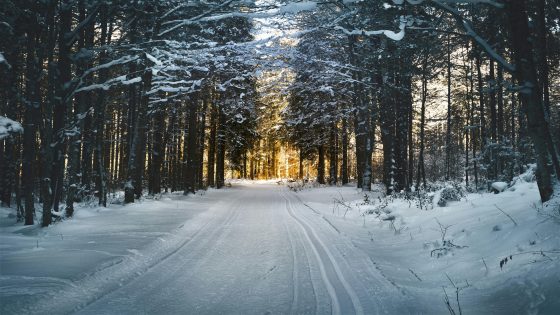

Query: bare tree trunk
left=39, top=0, right=57, bottom=226
left=22, top=21, right=41, bottom=225
left=150, top=106, right=166, bottom=195
left=341, top=118, right=348, bottom=184
left=299, top=149, right=304, bottom=180
left=328, top=123, right=337, bottom=185
left=184, top=95, right=199, bottom=194
left=317, top=145, right=325, bottom=184
left=215, top=107, right=226, bottom=189
left=207, top=103, right=217, bottom=187
left=445, top=34, right=452, bottom=181
left=416, top=55, right=428, bottom=190
left=49, top=1, right=73, bottom=221
left=506, top=0, right=559, bottom=201
left=94, top=5, right=109, bottom=207
left=475, top=53, right=486, bottom=147
left=197, top=93, right=208, bottom=189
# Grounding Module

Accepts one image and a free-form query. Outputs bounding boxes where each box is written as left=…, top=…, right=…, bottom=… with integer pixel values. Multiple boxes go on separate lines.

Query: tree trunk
left=197, top=94, right=208, bottom=189
left=207, top=103, right=217, bottom=187
left=184, top=95, right=199, bottom=194
left=150, top=106, right=166, bottom=195
left=125, top=61, right=151, bottom=203
left=93, top=5, right=110, bottom=207
left=39, top=0, right=57, bottom=226
left=536, top=0, right=551, bottom=118
left=299, top=149, right=304, bottom=180
left=475, top=53, right=486, bottom=147
left=49, top=1, right=73, bottom=222
left=215, top=107, right=226, bottom=189
left=506, top=0, right=559, bottom=201
left=328, top=123, right=337, bottom=185
left=341, top=117, right=348, bottom=184
left=317, top=145, right=325, bottom=184
left=416, top=55, right=428, bottom=190
left=380, top=83, right=395, bottom=194
left=445, top=34, right=452, bottom=181
left=22, top=18, right=41, bottom=225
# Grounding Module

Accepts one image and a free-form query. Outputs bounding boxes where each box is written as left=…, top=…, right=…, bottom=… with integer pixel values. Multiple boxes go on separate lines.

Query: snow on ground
left=291, top=179, right=560, bottom=314
left=1, top=178, right=559, bottom=314
left=0, top=190, right=225, bottom=314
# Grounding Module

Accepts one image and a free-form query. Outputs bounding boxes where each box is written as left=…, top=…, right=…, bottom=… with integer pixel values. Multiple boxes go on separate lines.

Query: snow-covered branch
left=335, top=16, right=408, bottom=41
left=430, top=0, right=515, bottom=72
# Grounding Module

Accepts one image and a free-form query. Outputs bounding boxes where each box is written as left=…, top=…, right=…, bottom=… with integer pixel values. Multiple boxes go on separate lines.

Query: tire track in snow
left=81, top=200, right=243, bottom=313
left=287, top=189, right=407, bottom=314
left=282, top=203, right=300, bottom=314
left=24, top=195, right=243, bottom=315
left=281, top=190, right=364, bottom=315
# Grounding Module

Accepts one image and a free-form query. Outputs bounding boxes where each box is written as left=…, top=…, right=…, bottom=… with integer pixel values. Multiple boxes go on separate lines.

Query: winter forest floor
left=1, top=180, right=559, bottom=315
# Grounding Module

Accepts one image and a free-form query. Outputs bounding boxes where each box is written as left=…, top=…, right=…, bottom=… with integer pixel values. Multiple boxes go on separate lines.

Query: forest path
left=71, top=183, right=387, bottom=315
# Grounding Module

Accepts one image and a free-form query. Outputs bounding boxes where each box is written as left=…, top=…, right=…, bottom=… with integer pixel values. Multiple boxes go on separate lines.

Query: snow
left=1, top=180, right=558, bottom=314
left=491, top=181, right=508, bottom=192
left=0, top=52, right=10, bottom=68
left=292, top=181, right=560, bottom=314
left=75, top=75, right=142, bottom=92
left=335, top=16, right=407, bottom=41
left=0, top=116, right=24, bottom=140
left=145, top=53, right=163, bottom=66
left=278, top=1, right=317, bottom=14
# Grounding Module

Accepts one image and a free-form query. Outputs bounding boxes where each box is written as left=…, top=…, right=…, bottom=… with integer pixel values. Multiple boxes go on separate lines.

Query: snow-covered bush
left=510, top=164, right=537, bottom=186
left=438, top=187, right=464, bottom=206
left=433, top=183, right=466, bottom=207
left=491, top=181, right=508, bottom=193
left=0, top=116, right=23, bottom=140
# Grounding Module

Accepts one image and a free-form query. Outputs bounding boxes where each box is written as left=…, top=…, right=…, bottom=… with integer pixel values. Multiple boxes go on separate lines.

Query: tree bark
left=22, top=16, right=42, bottom=225
left=207, top=103, right=217, bottom=187
left=317, top=145, right=325, bottom=185
left=184, top=95, right=199, bottom=194
left=506, top=0, right=559, bottom=201
left=328, top=123, right=338, bottom=185
left=215, top=107, right=226, bottom=188
left=416, top=55, right=428, bottom=190
left=445, top=34, right=452, bottom=181
left=341, top=118, right=349, bottom=184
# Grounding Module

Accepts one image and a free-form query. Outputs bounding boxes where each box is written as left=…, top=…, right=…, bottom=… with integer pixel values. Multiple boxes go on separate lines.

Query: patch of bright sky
left=251, top=0, right=302, bottom=45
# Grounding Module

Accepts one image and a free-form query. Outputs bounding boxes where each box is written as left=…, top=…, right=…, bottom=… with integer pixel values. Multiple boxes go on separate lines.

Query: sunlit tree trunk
left=317, top=145, right=325, bottom=184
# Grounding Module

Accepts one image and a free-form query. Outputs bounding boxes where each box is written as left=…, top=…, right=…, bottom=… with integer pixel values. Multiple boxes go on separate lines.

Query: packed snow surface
left=1, top=181, right=559, bottom=314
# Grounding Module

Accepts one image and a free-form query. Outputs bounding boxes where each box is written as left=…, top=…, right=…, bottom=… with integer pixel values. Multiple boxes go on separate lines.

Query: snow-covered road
left=4, top=181, right=559, bottom=314
left=67, top=183, right=403, bottom=315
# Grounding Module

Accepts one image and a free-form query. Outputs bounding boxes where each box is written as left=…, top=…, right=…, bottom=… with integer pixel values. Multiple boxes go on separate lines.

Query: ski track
left=281, top=207, right=300, bottom=314
left=19, top=196, right=240, bottom=315
left=281, top=190, right=364, bottom=315
left=9, top=184, right=398, bottom=314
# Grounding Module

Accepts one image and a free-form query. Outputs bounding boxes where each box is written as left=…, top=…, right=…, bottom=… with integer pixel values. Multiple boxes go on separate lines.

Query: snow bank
left=293, top=181, right=560, bottom=313
left=0, top=190, right=222, bottom=314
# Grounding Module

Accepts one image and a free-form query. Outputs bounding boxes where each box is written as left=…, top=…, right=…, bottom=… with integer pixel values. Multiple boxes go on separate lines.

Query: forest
left=1, top=1, right=560, bottom=314
left=1, top=0, right=558, bottom=226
